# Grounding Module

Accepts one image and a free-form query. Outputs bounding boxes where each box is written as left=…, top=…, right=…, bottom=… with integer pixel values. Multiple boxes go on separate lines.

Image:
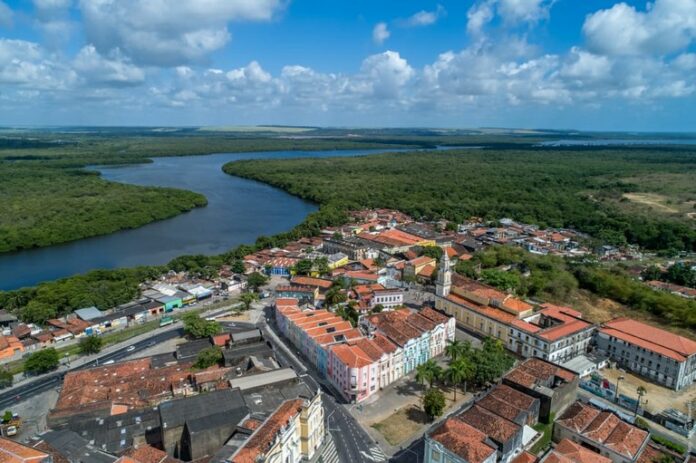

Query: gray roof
left=241, top=378, right=315, bottom=415
left=156, top=295, right=182, bottom=304
left=0, top=310, right=18, bottom=323
left=176, top=338, right=212, bottom=360
left=222, top=342, right=273, bottom=366
left=186, top=409, right=248, bottom=435
left=75, top=307, right=103, bottom=321
left=160, top=389, right=247, bottom=430
left=231, top=329, right=262, bottom=343
left=38, top=429, right=118, bottom=463
left=229, top=368, right=297, bottom=392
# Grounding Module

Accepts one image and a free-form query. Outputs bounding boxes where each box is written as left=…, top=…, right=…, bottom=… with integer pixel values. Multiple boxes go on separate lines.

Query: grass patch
left=530, top=413, right=555, bottom=454
left=371, top=405, right=429, bottom=446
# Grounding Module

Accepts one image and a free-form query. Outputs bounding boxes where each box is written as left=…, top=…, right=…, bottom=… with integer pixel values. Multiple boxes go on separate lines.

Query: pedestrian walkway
left=313, top=433, right=339, bottom=463
left=360, top=446, right=387, bottom=462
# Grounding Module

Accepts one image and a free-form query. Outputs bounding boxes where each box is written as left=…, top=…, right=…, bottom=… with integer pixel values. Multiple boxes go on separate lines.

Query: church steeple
left=436, top=247, right=451, bottom=297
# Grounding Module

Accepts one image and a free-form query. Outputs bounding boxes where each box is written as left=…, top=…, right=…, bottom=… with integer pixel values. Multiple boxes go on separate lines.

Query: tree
left=231, top=259, right=246, bottom=274
left=194, top=346, right=223, bottom=369
left=314, top=257, right=330, bottom=275
left=370, top=304, right=384, bottom=314
left=78, top=335, right=103, bottom=355
left=336, top=304, right=358, bottom=327
left=325, top=287, right=347, bottom=308
left=471, top=338, right=514, bottom=386
left=416, top=359, right=442, bottom=389
left=24, top=348, right=60, bottom=375
left=240, top=292, right=258, bottom=311
left=422, top=246, right=443, bottom=261
left=445, top=339, right=470, bottom=362
left=294, top=259, right=314, bottom=275
left=422, top=387, right=446, bottom=420
left=636, top=385, right=647, bottom=416
left=0, top=370, right=12, bottom=389
left=2, top=411, right=12, bottom=423
left=641, top=265, right=662, bottom=282
left=481, top=268, right=521, bottom=293
left=444, top=357, right=475, bottom=401
left=182, top=312, right=221, bottom=338
left=246, top=272, right=269, bottom=291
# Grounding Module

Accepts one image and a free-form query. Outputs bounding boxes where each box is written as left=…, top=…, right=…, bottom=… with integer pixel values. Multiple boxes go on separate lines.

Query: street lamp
left=615, top=375, right=625, bottom=403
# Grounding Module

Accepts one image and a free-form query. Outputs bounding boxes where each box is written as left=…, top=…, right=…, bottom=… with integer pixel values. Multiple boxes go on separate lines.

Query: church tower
left=436, top=247, right=452, bottom=297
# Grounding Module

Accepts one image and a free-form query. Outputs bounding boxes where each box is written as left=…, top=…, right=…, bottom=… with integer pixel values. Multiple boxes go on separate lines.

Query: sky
left=0, top=0, right=695, bottom=130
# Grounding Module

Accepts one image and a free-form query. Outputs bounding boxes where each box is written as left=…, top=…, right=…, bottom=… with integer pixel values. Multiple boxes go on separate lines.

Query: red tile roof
left=556, top=402, right=649, bottom=460
left=446, top=293, right=518, bottom=324
left=543, top=438, right=611, bottom=463
left=118, top=445, right=181, bottom=463
left=0, top=437, right=49, bottom=462
left=429, top=418, right=497, bottom=463
left=419, top=307, right=450, bottom=325
left=232, top=399, right=304, bottom=463
left=458, top=405, right=521, bottom=445
left=290, top=276, right=333, bottom=289
left=330, top=343, right=375, bottom=369
left=514, top=451, right=538, bottom=463
left=600, top=318, right=696, bottom=362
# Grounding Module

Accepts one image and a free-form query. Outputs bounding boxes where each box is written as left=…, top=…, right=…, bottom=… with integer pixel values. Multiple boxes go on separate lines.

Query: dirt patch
left=622, top=193, right=680, bottom=214
left=600, top=367, right=696, bottom=414
left=371, top=405, right=429, bottom=446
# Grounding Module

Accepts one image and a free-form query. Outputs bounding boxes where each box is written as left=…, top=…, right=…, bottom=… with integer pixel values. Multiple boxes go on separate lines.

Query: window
left=430, top=449, right=442, bottom=462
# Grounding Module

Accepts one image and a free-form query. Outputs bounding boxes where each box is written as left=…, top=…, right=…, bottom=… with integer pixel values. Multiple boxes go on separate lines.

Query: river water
left=0, top=148, right=403, bottom=290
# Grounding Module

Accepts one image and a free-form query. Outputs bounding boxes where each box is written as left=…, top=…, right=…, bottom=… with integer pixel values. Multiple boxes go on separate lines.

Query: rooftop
left=600, top=318, right=696, bottom=362
left=556, top=402, right=649, bottom=460
left=458, top=404, right=521, bottom=445
left=0, top=437, right=50, bottom=463
left=504, top=357, right=577, bottom=389
left=542, top=438, right=611, bottom=463
left=429, top=418, right=497, bottom=463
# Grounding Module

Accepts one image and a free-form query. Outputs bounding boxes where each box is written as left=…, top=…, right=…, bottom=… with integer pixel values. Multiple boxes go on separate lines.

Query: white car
left=126, top=345, right=136, bottom=352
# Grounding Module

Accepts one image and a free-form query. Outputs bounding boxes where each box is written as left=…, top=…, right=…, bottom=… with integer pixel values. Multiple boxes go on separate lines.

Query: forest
left=224, top=148, right=696, bottom=252
left=0, top=129, right=424, bottom=252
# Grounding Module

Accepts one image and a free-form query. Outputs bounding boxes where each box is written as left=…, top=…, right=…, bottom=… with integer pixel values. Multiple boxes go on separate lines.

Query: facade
left=509, top=304, right=594, bottom=363
left=230, top=395, right=325, bottom=463
left=554, top=401, right=650, bottom=463
left=276, top=299, right=454, bottom=403
left=275, top=285, right=318, bottom=306
left=594, top=318, right=696, bottom=391
left=425, top=418, right=497, bottom=463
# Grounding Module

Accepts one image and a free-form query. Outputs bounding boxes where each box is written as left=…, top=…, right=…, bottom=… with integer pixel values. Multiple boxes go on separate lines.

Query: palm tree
left=636, top=385, right=647, bottom=416
left=421, top=359, right=443, bottom=388
left=415, top=363, right=432, bottom=392
left=444, top=357, right=475, bottom=401
left=445, top=339, right=471, bottom=362
left=325, top=287, right=346, bottom=309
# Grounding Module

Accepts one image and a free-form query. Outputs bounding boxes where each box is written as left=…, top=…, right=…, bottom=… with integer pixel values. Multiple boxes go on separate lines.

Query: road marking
left=369, top=446, right=387, bottom=461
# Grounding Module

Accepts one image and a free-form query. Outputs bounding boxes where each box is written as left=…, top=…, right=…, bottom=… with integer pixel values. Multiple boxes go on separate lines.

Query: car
left=102, top=360, right=115, bottom=365
left=126, top=345, right=136, bottom=352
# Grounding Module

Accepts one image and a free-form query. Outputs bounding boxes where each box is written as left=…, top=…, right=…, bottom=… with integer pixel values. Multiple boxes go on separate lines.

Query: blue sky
left=0, top=0, right=695, bottom=130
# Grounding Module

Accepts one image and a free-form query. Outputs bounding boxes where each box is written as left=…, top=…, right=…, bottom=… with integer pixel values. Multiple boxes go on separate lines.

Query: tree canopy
left=78, top=335, right=104, bottom=355
left=182, top=312, right=221, bottom=338
left=24, top=348, right=60, bottom=375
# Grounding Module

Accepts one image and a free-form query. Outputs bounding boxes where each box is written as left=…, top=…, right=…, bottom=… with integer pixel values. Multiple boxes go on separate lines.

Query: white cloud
left=359, top=51, right=414, bottom=98
left=467, top=0, right=554, bottom=35
left=78, top=0, right=285, bottom=66
left=0, top=1, right=12, bottom=28
left=372, top=22, right=390, bottom=45
left=405, top=5, right=446, bottom=27
left=583, top=0, right=696, bottom=56
left=73, top=45, right=145, bottom=86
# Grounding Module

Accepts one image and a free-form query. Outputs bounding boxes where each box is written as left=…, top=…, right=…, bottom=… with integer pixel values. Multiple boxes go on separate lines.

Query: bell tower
left=435, top=247, right=451, bottom=297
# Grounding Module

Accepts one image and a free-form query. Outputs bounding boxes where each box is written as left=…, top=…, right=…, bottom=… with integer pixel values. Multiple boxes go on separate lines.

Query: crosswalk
left=317, top=434, right=339, bottom=463
left=360, top=446, right=387, bottom=462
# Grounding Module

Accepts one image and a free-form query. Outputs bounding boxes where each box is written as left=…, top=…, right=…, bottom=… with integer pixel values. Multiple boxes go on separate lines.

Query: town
left=0, top=209, right=694, bottom=463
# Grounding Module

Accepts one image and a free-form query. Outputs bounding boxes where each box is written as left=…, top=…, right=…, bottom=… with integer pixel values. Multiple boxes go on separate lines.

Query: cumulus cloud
left=467, top=0, right=555, bottom=35
left=372, top=22, right=390, bottom=45
left=404, top=5, right=446, bottom=27
left=583, top=0, right=696, bottom=56
left=73, top=45, right=145, bottom=86
left=0, top=1, right=12, bottom=28
left=78, top=0, right=285, bottom=66
left=359, top=51, right=414, bottom=98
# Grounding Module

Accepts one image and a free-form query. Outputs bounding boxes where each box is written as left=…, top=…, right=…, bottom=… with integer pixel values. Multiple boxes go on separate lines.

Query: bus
left=159, top=316, right=174, bottom=327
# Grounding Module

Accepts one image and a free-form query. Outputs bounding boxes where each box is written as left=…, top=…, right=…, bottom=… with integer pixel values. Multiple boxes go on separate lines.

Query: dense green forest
left=224, top=148, right=696, bottom=251
left=0, top=130, right=426, bottom=252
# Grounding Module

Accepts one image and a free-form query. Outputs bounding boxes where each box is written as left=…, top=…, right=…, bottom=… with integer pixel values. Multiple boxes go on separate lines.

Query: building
left=275, top=285, right=318, bottom=306
left=458, top=405, right=524, bottom=463
left=425, top=417, right=497, bottom=463
left=33, top=429, right=117, bottom=463
left=227, top=394, right=325, bottom=463
left=351, top=284, right=404, bottom=311
left=322, top=236, right=374, bottom=261
left=594, top=318, right=696, bottom=390
left=554, top=401, right=650, bottom=463
left=0, top=334, right=23, bottom=360
left=0, top=438, right=51, bottom=463
left=435, top=250, right=452, bottom=297
left=116, top=445, right=181, bottom=463
left=477, top=384, right=540, bottom=427
left=509, top=304, right=594, bottom=363
left=502, top=358, right=579, bottom=423
left=539, top=438, right=611, bottom=463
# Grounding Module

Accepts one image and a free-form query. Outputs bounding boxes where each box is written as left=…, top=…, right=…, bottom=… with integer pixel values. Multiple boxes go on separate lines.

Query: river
left=0, top=148, right=404, bottom=290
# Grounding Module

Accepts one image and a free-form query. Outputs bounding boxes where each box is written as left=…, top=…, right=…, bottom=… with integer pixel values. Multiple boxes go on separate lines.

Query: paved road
left=0, top=327, right=183, bottom=410
left=260, top=306, right=385, bottom=463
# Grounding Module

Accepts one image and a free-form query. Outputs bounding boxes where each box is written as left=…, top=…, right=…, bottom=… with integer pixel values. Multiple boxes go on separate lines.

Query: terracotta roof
left=417, top=264, right=436, bottom=278
left=446, top=293, right=517, bottom=324
left=477, top=392, right=526, bottom=423
left=458, top=405, right=521, bottom=445
left=408, top=256, right=436, bottom=268
left=600, top=318, right=696, bottom=362
left=0, top=437, right=49, bottom=462
left=330, top=343, right=375, bottom=369
left=419, top=307, right=450, bottom=325
left=556, top=402, right=649, bottom=460
left=290, top=276, right=333, bottom=289
left=371, top=333, right=399, bottom=353
left=118, top=445, right=181, bottom=463
left=353, top=338, right=386, bottom=361
left=504, top=358, right=577, bottom=389
left=429, top=418, right=497, bottom=463
left=232, top=399, right=303, bottom=463
left=241, top=418, right=263, bottom=431
left=275, top=298, right=299, bottom=307
left=503, top=297, right=533, bottom=314
left=488, top=384, right=537, bottom=411
left=344, top=271, right=379, bottom=281
left=513, top=451, right=538, bottom=463
left=542, top=438, right=611, bottom=463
